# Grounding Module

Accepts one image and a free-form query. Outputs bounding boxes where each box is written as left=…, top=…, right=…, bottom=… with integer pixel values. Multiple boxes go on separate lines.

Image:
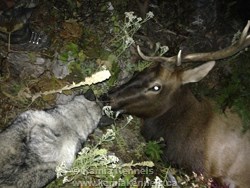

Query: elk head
left=108, top=61, right=215, bottom=118
left=108, top=20, right=250, bottom=117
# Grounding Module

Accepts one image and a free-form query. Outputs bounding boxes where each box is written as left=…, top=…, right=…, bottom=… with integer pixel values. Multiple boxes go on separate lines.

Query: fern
left=145, top=141, right=164, bottom=162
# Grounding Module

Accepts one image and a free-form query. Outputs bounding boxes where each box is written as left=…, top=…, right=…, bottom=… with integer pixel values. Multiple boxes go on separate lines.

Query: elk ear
left=181, top=61, right=215, bottom=84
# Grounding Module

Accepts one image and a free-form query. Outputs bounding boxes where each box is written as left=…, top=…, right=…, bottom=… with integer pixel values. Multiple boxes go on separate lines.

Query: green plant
left=109, top=11, right=154, bottom=58
left=105, top=11, right=156, bottom=86
left=145, top=140, right=164, bottom=162
left=126, top=59, right=153, bottom=74
left=56, top=129, right=154, bottom=187
left=134, top=142, right=146, bottom=160
left=214, top=54, right=250, bottom=131
left=105, top=11, right=170, bottom=87
left=58, top=42, right=99, bottom=77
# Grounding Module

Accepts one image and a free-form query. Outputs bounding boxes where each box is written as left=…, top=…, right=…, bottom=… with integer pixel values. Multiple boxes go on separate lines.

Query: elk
left=107, top=21, right=250, bottom=187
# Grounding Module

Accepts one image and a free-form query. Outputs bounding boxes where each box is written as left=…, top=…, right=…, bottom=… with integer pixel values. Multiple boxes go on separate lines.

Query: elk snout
left=99, top=92, right=120, bottom=112
left=99, top=93, right=110, bottom=105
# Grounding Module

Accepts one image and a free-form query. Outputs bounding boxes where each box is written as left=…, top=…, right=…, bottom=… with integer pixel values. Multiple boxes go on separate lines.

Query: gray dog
left=0, top=95, right=102, bottom=188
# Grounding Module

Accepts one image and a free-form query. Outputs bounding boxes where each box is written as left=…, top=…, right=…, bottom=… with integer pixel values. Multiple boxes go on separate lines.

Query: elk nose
left=99, top=93, right=111, bottom=106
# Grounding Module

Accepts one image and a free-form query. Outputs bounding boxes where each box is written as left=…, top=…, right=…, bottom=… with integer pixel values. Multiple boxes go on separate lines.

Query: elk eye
left=149, top=85, right=161, bottom=92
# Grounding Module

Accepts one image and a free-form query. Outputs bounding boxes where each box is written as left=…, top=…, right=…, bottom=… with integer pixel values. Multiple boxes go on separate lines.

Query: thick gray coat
left=0, top=95, right=102, bottom=188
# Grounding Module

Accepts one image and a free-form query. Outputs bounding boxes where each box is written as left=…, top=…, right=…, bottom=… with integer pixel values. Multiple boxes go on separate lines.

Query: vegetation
left=145, top=140, right=164, bottom=162
left=215, top=54, right=250, bottom=131
left=53, top=128, right=155, bottom=187
left=0, top=0, right=249, bottom=187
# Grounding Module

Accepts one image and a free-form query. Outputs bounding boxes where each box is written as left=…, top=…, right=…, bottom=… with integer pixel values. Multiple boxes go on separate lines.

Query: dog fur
left=0, top=95, right=102, bottom=188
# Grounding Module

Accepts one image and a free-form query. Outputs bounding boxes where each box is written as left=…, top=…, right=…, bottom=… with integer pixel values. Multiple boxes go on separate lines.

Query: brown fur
left=141, top=88, right=213, bottom=173
left=108, top=62, right=250, bottom=188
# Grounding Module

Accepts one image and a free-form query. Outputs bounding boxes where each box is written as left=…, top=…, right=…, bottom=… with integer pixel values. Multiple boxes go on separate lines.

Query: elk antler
left=137, top=20, right=250, bottom=65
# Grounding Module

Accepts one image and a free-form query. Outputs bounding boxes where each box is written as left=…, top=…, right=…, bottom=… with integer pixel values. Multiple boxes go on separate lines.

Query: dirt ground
left=0, top=0, right=250, bottom=187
